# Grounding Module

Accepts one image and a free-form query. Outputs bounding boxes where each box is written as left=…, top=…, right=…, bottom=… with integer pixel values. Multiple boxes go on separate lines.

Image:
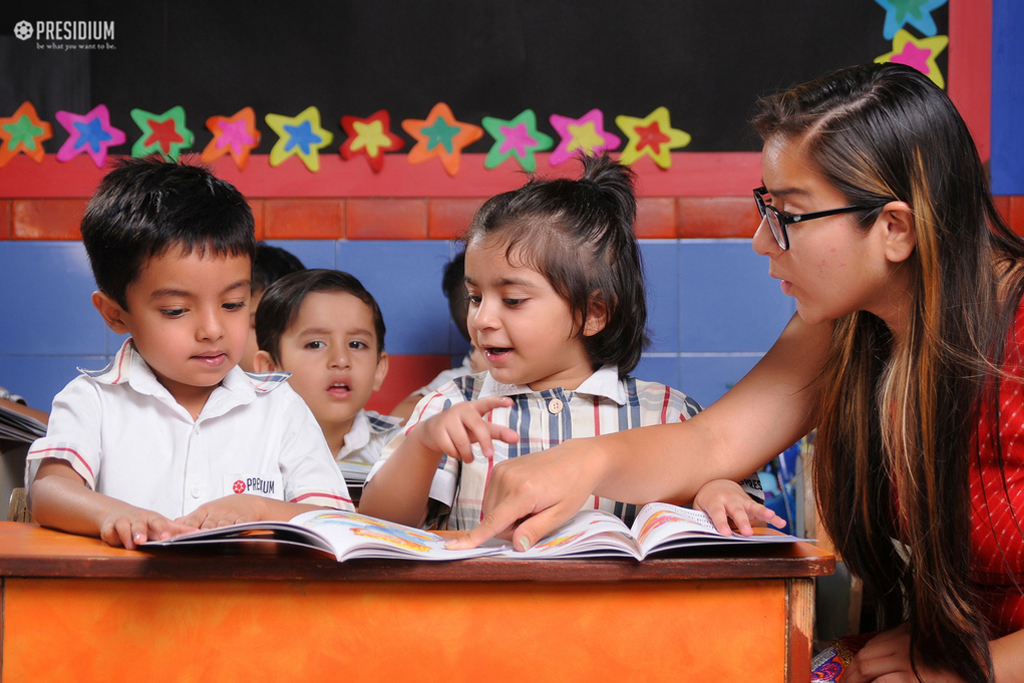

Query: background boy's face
left=271, top=291, right=387, bottom=436
left=95, top=246, right=251, bottom=407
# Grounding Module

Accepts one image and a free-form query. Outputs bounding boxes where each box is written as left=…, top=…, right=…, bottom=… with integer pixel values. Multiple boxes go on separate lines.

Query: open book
left=143, top=502, right=807, bottom=561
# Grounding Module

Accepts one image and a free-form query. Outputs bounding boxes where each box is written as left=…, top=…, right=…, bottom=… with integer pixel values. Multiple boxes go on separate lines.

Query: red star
left=635, top=122, right=671, bottom=153
left=339, top=109, right=405, bottom=173
left=145, top=118, right=185, bottom=154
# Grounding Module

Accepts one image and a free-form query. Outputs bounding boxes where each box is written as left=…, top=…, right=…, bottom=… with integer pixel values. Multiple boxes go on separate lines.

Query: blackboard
left=1, top=1, right=947, bottom=155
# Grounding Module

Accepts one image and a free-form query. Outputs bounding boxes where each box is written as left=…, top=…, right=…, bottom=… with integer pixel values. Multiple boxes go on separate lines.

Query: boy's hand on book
left=174, top=493, right=271, bottom=529
left=413, top=396, right=519, bottom=462
left=693, top=479, right=786, bottom=536
left=99, top=505, right=196, bottom=550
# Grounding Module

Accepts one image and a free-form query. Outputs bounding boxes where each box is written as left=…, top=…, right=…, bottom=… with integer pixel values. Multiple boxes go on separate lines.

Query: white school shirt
left=334, top=409, right=402, bottom=490
left=367, top=366, right=762, bottom=531
left=26, top=340, right=353, bottom=519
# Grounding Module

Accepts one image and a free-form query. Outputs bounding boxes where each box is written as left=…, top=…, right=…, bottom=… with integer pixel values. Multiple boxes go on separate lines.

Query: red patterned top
left=971, top=297, right=1024, bottom=637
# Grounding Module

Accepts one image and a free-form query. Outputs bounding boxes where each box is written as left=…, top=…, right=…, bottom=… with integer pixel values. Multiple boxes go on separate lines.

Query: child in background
left=27, top=159, right=352, bottom=549
left=239, top=243, right=305, bottom=373
left=390, top=251, right=486, bottom=423
left=253, top=269, right=401, bottom=505
left=360, top=155, right=776, bottom=532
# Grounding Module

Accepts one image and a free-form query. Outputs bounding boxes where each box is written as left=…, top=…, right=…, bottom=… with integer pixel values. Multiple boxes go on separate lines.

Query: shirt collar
left=338, top=410, right=370, bottom=459
left=477, top=365, right=625, bottom=405
left=78, top=338, right=290, bottom=417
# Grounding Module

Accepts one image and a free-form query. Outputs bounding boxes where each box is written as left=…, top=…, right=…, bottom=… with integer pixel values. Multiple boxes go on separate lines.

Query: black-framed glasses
left=753, top=186, right=885, bottom=251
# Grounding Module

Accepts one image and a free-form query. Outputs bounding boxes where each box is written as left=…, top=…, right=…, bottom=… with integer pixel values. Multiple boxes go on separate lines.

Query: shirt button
left=190, top=486, right=202, bottom=498
left=548, top=398, right=564, bottom=414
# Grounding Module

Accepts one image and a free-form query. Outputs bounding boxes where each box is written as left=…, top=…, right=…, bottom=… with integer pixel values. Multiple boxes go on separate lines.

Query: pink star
left=499, top=122, right=538, bottom=157
left=890, top=41, right=932, bottom=73
left=216, top=118, right=257, bottom=156
left=549, top=109, right=621, bottom=166
left=54, top=104, right=125, bottom=167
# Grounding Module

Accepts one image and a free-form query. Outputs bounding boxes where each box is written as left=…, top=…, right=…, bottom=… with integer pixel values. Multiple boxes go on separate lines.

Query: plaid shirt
left=370, top=365, right=721, bottom=530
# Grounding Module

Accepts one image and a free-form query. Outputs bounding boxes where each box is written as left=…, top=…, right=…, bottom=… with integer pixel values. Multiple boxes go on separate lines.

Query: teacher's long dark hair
left=754, top=63, right=1024, bottom=682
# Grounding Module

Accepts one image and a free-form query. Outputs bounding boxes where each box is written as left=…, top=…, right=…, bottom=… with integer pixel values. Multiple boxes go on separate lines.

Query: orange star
left=202, top=107, right=261, bottom=169
left=402, top=103, right=483, bottom=177
left=0, top=101, right=53, bottom=166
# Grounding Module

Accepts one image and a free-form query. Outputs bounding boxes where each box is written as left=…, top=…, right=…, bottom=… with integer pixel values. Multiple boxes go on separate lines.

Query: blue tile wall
left=639, top=241, right=680, bottom=353
left=0, top=237, right=794, bottom=413
left=264, top=239, right=336, bottom=270
left=678, top=240, right=795, bottom=353
left=992, top=0, right=1024, bottom=195
left=337, top=240, right=453, bottom=355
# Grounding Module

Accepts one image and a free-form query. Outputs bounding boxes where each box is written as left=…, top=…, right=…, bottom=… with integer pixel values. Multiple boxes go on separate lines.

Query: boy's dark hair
left=442, top=251, right=471, bottom=343
left=252, top=243, right=306, bottom=294
left=461, top=154, right=649, bottom=375
left=256, top=269, right=386, bottom=363
left=80, top=157, right=256, bottom=310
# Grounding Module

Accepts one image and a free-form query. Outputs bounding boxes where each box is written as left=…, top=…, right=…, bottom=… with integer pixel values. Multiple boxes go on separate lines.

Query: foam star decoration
left=875, top=29, right=949, bottom=88
left=402, top=103, right=483, bottom=177
left=614, top=107, right=691, bottom=169
left=265, top=106, right=334, bottom=172
left=201, top=107, right=261, bottom=170
left=54, top=104, right=125, bottom=167
left=874, top=0, right=948, bottom=40
left=130, top=106, right=194, bottom=160
left=0, top=101, right=53, bottom=166
left=339, top=110, right=404, bottom=173
left=480, top=109, right=553, bottom=172
left=548, top=109, right=621, bottom=166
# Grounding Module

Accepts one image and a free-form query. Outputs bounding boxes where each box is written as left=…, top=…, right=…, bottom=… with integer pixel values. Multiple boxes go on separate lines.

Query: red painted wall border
left=948, top=0, right=991, bottom=160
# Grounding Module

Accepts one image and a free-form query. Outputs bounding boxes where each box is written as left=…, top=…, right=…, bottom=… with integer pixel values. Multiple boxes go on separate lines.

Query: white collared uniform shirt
left=27, top=340, right=353, bottom=518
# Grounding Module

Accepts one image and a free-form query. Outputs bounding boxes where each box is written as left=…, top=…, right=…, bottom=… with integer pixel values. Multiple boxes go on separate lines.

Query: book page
left=293, top=510, right=502, bottom=561
left=632, top=502, right=807, bottom=558
left=145, top=510, right=503, bottom=562
left=500, top=510, right=642, bottom=560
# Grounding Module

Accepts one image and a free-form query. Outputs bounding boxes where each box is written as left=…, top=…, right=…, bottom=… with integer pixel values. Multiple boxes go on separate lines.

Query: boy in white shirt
left=253, top=269, right=401, bottom=505
left=28, top=159, right=352, bottom=549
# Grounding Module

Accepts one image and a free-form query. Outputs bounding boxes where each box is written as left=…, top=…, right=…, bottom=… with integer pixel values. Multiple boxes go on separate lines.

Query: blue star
left=73, top=118, right=114, bottom=153
left=874, top=0, right=948, bottom=40
left=283, top=120, right=322, bottom=155
left=422, top=117, right=460, bottom=153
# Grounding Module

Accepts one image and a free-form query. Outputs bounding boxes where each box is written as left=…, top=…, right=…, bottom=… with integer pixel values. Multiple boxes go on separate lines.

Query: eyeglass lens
left=754, top=189, right=787, bottom=250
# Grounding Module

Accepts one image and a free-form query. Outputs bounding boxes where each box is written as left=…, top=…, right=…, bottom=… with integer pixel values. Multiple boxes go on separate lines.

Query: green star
left=2, top=115, right=45, bottom=152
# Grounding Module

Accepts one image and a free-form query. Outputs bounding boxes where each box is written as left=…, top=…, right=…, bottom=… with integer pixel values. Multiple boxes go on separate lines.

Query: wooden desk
left=0, top=522, right=833, bottom=682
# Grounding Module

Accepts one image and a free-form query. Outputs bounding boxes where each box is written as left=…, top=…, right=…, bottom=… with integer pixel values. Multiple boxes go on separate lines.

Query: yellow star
left=875, top=29, right=949, bottom=89
left=615, top=107, right=691, bottom=169
left=351, top=120, right=393, bottom=157
left=265, top=106, right=334, bottom=172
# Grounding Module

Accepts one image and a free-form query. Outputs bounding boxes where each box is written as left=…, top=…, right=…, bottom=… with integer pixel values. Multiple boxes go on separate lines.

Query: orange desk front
left=0, top=522, right=833, bottom=683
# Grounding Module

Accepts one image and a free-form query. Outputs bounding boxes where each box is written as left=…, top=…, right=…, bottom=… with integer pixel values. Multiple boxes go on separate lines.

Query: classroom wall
left=0, top=196, right=799, bottom=414
left=3, top=189, right=1023, bottom=417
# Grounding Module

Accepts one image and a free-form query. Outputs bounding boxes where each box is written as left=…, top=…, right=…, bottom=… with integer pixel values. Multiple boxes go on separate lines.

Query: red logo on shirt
left=233, top=480, right=246, bottom=494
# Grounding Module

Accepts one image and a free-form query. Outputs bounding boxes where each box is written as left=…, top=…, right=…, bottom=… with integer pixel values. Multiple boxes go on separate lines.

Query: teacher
left=451, top=63, right=1024, bottom=682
